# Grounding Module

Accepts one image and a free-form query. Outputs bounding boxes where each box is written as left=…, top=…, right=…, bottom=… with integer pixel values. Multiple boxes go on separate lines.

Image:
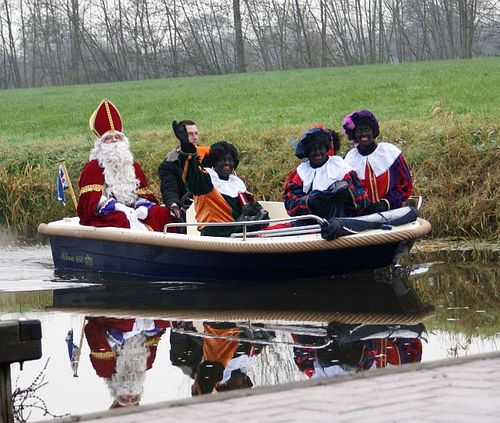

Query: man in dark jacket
left=157, top=120, right=209, bottom=224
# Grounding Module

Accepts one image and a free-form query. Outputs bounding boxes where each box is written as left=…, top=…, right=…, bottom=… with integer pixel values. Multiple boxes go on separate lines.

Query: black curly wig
left=203, top=141, right=240, bottom=170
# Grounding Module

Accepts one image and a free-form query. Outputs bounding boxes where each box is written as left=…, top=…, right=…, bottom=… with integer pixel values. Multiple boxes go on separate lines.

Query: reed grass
left=410, top=262, right=499, bottom=337
left=0, top=58, right=499, bottom=239
left=0, top=291, right=53, bottom=312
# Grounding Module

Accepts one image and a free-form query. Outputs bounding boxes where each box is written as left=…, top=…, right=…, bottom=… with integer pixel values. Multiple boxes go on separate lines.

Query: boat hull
left=48, top=234, right=401, bottom=282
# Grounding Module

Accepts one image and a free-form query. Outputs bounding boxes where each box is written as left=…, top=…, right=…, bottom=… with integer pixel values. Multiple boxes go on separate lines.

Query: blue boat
left=38, top=201, right=431, bottom=282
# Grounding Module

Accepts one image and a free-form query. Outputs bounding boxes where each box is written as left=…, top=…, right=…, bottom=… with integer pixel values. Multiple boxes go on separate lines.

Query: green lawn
left=1, top=57, right=499, bottom=145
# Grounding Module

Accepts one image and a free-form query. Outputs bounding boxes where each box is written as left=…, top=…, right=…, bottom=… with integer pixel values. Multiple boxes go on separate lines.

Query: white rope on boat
left=46, top=306, right=436, bottom=325
left=37, top=218, right=431, bottom=254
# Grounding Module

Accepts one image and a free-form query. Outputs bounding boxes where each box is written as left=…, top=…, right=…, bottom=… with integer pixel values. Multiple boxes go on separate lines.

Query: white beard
left=90, top=134, right=139, bottom=206
left=105, top=333, right=149, bottom=404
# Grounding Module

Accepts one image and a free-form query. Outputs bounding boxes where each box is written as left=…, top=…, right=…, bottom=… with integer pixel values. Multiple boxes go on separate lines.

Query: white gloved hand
left=114, top=202, right=134, bottom=217
left=135, top=205, right=149, bottom=220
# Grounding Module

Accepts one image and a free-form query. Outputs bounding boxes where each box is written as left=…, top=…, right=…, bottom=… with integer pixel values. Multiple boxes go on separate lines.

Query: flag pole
left=58, top=158, right=78, bottom=210
left=73, top=318, right=87, bottom=378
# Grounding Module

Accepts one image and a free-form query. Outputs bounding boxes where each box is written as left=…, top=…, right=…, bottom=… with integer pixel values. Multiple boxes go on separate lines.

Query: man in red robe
left=77, top=99, right=172, bottom=232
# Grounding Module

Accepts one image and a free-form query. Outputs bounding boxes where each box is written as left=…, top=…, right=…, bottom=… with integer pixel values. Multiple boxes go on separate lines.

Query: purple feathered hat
left=342, top=110, right=380, bottom=141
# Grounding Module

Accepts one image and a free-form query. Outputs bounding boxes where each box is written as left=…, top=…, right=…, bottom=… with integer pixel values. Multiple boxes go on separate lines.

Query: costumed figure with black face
left=77, top=99, right=173, bottom=232
left=158, top=120, right=211, bottom=230
left=191, top=322, right=263, bottom=396
left=292, top=322, right=424, bottom=379
left=284, top=126, right=368, bottom=222
left=84, top=316, right=170, bottom=408
left=343, top=110, right=413, bottom=214
left=178, top=133, right=268, bottom=237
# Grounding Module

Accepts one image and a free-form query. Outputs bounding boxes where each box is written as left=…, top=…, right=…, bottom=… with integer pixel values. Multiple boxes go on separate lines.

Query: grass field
left=0, top=57, right=499, bottom=239
left=1, top=57, right=499, bottom=144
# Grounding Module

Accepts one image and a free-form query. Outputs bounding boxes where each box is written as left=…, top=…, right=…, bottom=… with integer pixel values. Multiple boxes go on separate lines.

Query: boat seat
left=185, top=200, right=287, bottom=236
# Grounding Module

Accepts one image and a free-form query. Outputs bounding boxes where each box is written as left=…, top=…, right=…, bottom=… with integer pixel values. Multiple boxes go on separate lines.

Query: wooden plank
left=0, top=321, right=42, bottom=365
left=0, top=364, right=13, bottom=423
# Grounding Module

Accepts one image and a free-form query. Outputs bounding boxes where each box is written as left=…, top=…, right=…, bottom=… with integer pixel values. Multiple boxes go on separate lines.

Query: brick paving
left=58, top=352, right=500, bottom=423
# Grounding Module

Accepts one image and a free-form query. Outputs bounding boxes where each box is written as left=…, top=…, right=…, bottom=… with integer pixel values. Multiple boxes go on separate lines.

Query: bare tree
left=2, top=0, right=22, bottom=87
left=0, top=0, right=499, bottom=88
left=233, top=0, right=246, bottom=72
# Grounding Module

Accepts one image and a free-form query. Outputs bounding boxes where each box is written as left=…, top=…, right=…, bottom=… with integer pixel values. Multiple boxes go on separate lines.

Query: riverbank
left=407, top=239, right=500, bottom=263
left=1, top=113, right=498, bottom=241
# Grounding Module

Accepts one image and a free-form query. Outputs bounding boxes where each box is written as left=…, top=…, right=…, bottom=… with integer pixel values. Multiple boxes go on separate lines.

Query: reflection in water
left=51, top=270, right=430, bottom=315
left=75, top=315, right=426, bottom=403
left=409, top=261, right=499, bottom=358
left=186, top=322, right=262, bottom=395
left=1, top=245, right=498, bottom=419
left=292, top=322, right=425, bottom=378
left=49, top=273, right=432, bottom=407
left=83, top=317, right=169, bottom=408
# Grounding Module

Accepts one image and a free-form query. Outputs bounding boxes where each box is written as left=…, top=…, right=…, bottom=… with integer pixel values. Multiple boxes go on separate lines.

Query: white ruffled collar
left=297, top=156, right=352, bottom=193
left=205, top=167, right=247, bottom=197
left=344, top=142, right=401, bottom=177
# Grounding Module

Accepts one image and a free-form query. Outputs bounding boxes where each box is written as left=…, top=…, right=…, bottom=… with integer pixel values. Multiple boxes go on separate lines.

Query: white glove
left=135, top=205, right=149, bottom=220
left=114, top=202, right=135, bottom=218
left=114, top=203, right=148, bottom=231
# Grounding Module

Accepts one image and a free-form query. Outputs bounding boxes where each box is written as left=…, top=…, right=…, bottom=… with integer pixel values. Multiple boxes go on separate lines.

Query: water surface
left=0, top=243, right=498, bottom=420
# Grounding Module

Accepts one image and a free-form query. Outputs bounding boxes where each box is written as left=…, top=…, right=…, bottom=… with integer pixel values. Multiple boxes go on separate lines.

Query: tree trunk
left=233, top=0, right=246, bottom=72
left=3, top=0, right=22, bottom=87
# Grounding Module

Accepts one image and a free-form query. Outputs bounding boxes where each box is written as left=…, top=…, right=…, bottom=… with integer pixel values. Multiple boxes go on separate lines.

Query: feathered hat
left=342, top=110, right=379, bottom=141
left=89, top=99, right=123, bottom=137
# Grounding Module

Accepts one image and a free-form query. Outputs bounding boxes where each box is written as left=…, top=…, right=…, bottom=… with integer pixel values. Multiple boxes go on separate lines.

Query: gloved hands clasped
left=307, top=182, right=353, bottom=219
left=113, top=203, right=148, bottom=231
left=236, top=202, right=270, bottom=231
left=326, top=180, right=353, bottom=204
left=98, top=196, right=151, bottom=230
left=172, top=120, right=196, bottom=154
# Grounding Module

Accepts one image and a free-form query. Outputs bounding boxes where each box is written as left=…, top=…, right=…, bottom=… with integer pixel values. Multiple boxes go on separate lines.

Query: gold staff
left=58, top=158, right=78, bottom=210
left=73, top=318, right=87, bottom=378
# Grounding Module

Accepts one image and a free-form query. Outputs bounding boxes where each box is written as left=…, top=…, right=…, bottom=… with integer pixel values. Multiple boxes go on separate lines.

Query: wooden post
left=0, top=364, right=13, bottom=423
left=0, top=320, right=42, bottom=423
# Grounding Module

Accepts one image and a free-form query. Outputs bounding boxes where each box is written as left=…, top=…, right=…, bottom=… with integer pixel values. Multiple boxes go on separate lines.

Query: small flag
left=65, top=329, right=80, bottom=374
left=56, top=163, right=68, bottom=205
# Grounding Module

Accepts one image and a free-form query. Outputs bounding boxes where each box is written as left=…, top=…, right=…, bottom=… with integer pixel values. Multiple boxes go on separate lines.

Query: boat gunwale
left=45, top=305, right=436, bottom=325
left=37, top=218, right=431, bottom=254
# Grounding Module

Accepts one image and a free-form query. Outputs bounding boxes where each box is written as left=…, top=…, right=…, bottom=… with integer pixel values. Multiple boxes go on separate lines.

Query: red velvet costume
left=77, top=159, right=171, bottom=232
left=84, top=317, right=170, bottom=379
left=77, top=99, right=172, bottom=232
